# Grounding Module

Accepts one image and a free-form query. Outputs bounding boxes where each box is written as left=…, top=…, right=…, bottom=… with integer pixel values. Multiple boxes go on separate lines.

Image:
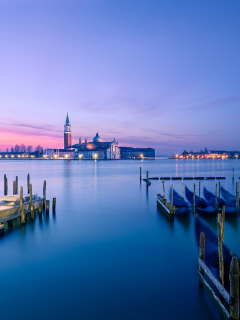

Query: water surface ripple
left=0, top=159, right=239, bottom=320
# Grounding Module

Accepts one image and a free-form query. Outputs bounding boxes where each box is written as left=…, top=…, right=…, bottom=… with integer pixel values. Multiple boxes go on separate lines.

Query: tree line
left=6, top=144, right=44, bottom=156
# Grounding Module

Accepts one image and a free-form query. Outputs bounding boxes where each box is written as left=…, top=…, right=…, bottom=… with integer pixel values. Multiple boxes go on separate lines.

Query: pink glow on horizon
left=0, top=1, right=240, bottom=154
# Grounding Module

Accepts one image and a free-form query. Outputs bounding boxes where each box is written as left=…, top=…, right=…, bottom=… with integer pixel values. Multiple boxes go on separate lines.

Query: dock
left=1, top=174, right=56, bottom=234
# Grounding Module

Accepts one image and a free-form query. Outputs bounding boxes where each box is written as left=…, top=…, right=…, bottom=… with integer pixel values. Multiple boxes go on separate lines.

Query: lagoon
left=0, top=159, right=240, bottom=320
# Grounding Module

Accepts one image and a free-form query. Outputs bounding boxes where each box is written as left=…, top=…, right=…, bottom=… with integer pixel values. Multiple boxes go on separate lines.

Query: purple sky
left=0, top=0, right=240, bottom=155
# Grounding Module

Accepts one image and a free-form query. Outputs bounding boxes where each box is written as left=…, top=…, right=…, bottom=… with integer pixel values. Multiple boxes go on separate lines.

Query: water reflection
left=156, top=205, right=174, bottom=233
left=0, top=159, right=239, bottom=320
left=1, top=209, right=56, bottom=240
left=176, top=215, right=191, bottom=231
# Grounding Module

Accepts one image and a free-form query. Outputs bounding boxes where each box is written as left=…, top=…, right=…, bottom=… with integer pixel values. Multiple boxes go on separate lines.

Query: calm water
left=0, top=159, right=240, bottom=320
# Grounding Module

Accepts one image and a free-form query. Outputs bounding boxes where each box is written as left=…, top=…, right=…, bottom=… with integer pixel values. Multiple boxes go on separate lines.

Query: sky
left=0, top=0, right=240, bottom=155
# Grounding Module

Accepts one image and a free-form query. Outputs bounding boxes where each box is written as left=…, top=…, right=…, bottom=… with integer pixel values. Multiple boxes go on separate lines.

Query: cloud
left=181, top=94, right=240, bottom=113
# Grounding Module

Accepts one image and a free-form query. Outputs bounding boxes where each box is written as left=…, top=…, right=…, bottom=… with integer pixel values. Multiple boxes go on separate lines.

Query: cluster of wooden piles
left=1, top=173, right=56, bottom=233
left=198, top=212, right=239, bottom=320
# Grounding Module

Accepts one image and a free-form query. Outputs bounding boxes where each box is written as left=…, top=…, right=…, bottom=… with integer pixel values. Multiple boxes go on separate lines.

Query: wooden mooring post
left=52, top=198, right=56, bottom=211
left=171, top=184, right=173, bottom=207
left=46, top=200, right=49, bottom=214
left=16, top=176, right=18, bottom=194
left=43, top=180, right=46, bottom=208
left=31, top=205, right=35, bottom=220
left=4, top=174, right=8, bottom=195
left=193, top=183, right=196, bottom=213
left=233, top=168, right=234, bottom=180
left=182, top=179, right=184, bottom=198
left=20, top=187, right=23, bottom=212
left=219, top=182, right=220, bottom=198
left=13, top=181, right=16, bottom=195
left=215, top=184, right=218, bottom=209
left=222, top=205, right=225, bottom=243
left=163, top=178, right=165, bottom=199
left=4, top=174, right=6, bottom=195
left=30, top=184, right=32, bottom=208
left=198, top=231, right=239, bottom=319
left=27, top=173, right=30, bottom=194
left=140, top=167, right=142, bottom=180
left=199, top=232, right=205, bottom=282
left=39, top=203, right=42, bottom=216
left=218, top=213, right=224, bottom=287
left=21, top=210, right=26, bottom=224
left=236, top=182, right=239, bottom=215
left=199, top=181, right=201, bottom=197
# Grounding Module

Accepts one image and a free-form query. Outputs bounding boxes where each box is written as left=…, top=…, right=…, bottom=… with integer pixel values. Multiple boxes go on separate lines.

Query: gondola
left=204, top=187, right=237, bottom=216
left=185, top=186, right=217, bottom=216
left=221, top=186, right=236, bottom=207
left=203, top=187, right=226, bottom=207
left=195, top=216, right=238, bottom=289
left=170, top=189, right=191, bottom=217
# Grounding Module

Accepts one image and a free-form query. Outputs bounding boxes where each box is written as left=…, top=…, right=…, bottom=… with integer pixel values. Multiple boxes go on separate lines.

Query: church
left=46, top=114, right=120, bottom=159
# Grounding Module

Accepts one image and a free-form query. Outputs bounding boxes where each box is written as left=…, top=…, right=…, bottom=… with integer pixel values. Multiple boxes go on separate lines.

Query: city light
left=93, top=153, right=98, bottom=159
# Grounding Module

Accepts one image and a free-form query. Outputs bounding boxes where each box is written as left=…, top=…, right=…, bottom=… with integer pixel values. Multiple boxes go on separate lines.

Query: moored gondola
left=204, top=187, right=237, bottom=216
left=185, top=186, right=217, bottom=216
left=195, top=216, right=239, bottom=289
left=170, top=189, right=191, bottom=217
left=221, top=186, right=236, bottom=207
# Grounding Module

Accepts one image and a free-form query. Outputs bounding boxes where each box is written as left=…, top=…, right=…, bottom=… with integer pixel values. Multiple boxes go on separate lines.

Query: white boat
left=0, top=194, right=42, bottom=222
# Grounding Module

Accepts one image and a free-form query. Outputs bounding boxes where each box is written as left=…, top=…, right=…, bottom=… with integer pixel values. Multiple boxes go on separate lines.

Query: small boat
left=170, top=189, right=191, bottom=217
left=204, top=187, right=226, bottom=207
left=204, top=187, right=237, bottom=216
left=221, top=186, right=236, bottom=207
left=185, top=187, right=217, bottom=216
left=0, top=194, right=42, bottom=222
left=195, top=216, right=238, bottom=289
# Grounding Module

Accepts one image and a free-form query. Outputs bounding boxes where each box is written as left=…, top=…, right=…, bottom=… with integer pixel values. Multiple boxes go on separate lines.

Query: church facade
left=45, top=114, right=155, bottom=160
left=46, top=114, right=120, bottom=159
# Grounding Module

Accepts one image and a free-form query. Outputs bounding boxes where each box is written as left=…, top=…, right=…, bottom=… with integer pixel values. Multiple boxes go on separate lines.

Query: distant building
left=45, top=149, right=75, bottom=159
left=64, top=113, right=72, bottom=149
left=119, top=147, right=155, bottom=159
left=45, top=114, right=121, bottom=159
left=0, top=152, right=36, bottom=159
left=44, top=114, right=155, bottom=160
left=71, top=132, right=120, bottom=160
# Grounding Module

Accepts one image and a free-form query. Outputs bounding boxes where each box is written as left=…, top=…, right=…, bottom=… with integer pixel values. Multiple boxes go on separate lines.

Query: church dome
left=93, top=132, right=102, bottom=143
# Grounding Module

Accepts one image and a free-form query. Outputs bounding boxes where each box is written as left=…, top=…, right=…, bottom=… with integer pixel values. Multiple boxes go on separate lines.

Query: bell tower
left=64, top=113, right=72, bottom=149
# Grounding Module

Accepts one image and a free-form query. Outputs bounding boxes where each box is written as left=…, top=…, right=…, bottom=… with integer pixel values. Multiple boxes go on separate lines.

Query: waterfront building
left=45, top=148, right=75, bottom=159
left=71, top=133, right=120, bottom=160
left=0, top=152, right=36, bottom=159
left=119, top=147, right=155, bottom=159
left=45, top=114, right=121, bottom=159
